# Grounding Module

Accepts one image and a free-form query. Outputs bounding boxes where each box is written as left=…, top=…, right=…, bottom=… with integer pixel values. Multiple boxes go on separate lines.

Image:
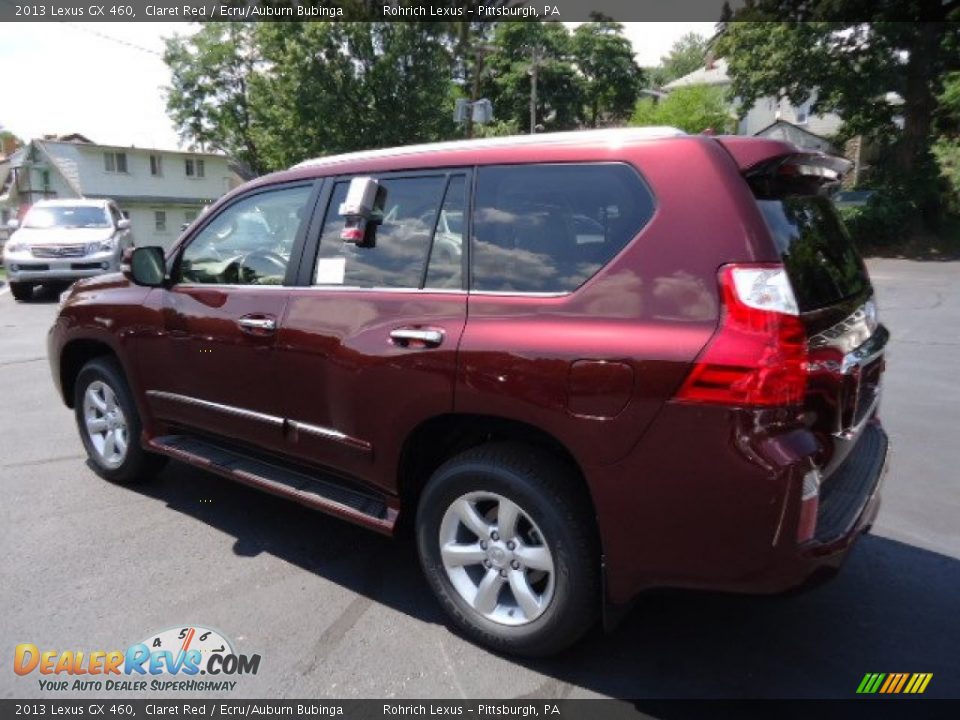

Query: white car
left=3, top=199, right=133, bottom=301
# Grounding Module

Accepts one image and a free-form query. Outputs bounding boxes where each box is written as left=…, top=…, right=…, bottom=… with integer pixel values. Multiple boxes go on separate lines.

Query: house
left=662, top=58, right=845, bottom=146
left=0, top=135, right=244, bottom=249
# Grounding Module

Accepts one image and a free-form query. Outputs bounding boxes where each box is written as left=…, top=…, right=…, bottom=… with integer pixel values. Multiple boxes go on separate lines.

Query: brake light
left=676, top=264, right=808, bottom=407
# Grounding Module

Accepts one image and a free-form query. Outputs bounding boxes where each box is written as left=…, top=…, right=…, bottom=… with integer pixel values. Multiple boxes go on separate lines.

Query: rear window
left=471, top=163, right=655, bottom=294
left=755, top=195, right=870, bottom=312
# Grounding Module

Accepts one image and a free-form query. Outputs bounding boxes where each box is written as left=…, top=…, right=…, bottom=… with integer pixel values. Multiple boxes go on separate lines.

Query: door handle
left=237, top=316, right=277, bottom=334
left=390, top=327, right=445, bottom=347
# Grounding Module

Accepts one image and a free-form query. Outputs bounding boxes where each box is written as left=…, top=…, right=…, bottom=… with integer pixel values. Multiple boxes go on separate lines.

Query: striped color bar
left=857, top=673, right=933, bottom=694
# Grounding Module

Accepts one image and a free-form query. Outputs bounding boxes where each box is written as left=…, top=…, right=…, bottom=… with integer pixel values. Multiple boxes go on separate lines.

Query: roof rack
left=293, top=127, right=687, bottom=170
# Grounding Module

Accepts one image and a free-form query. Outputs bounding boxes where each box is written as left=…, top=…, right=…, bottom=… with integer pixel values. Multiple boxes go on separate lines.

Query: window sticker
left=315, top=256, right=347, bottom=285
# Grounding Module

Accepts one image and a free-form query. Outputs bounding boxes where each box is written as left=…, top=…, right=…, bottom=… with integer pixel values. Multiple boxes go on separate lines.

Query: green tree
left=482, top=22, right=583, bottom=133
left=164, top=22, right=458, bottom=173
left=164, top=23, right=266, bottom=175
left=658, top=32, right=710, bottom=84
left=572, top=22, right=644, bottom=127
left=254, top=22, right=456, bottom=168
left=718, top=7, right=960, bottom=218
left=631, top=85, right=735, bottom=134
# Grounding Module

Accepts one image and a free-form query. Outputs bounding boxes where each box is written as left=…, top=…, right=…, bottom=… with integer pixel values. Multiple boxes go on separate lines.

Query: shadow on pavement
left=132, top=460, right=960, bottom=699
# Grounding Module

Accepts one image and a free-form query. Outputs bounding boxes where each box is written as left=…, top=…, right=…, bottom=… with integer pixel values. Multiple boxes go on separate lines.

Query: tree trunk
left=894, top=21, right=942, bottom=223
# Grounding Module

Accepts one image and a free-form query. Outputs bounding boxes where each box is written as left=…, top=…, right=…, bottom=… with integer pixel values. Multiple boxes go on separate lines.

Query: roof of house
left=37, top=138, right=229, bottom=158
left=663, top=58, right=730, bottom=90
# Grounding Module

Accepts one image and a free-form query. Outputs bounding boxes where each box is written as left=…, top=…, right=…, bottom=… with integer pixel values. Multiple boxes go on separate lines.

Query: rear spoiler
left=712, top=136, right=852, bottom=182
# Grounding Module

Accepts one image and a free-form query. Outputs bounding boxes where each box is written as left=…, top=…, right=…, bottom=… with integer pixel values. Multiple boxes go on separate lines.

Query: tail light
left=676, top=263, right=807, bottom=407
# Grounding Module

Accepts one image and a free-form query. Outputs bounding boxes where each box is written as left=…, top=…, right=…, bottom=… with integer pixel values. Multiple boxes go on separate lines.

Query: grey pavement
left=1, top=258, right=958, bottom=700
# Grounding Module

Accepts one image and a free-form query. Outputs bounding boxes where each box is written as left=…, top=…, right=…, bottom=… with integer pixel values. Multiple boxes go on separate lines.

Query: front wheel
left=8, top=281, right=33, bottom=301
left=73, top=357, right=165, bottom=483
left=416, top=443, right=599, bottom=657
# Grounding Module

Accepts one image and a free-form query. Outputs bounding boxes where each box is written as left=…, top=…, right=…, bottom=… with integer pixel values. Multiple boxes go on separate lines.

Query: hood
left=11, top=226, right=115, bottom=245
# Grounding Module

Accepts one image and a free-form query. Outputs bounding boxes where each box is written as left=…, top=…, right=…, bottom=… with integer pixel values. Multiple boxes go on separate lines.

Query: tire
left=9, top=281, right=33, bottom=302
left=73, top=357, right=166, bottom=483
left=416, top=442, right=599, bottom=657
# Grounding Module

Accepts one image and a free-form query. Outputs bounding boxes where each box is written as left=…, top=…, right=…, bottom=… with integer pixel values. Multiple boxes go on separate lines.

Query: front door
left=140, top=182, right=318, bottom=453
left=275, top=171, right=470, bottom=493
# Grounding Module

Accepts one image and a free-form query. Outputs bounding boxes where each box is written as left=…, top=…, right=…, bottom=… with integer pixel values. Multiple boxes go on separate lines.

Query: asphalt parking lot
left=1, top=257, right=958, bottom=700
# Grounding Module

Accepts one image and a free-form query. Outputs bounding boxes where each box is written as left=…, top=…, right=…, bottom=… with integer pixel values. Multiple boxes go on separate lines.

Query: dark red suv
left=48, top=128, right=889, bottom=656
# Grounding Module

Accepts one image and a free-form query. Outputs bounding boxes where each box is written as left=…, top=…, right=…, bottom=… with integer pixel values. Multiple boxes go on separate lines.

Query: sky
left=0, top=21, right=717, bottom=152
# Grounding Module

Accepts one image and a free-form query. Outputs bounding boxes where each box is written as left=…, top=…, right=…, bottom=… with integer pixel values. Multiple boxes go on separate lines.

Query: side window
left=314, top=175, right=453, bottom=289
left=179, top=185, right=312, bottom=286
left=471, top=164, right=655, bottom=293
left=109, top=205, right=123, bottom=226
left=425, top=176, right=466, bottom=290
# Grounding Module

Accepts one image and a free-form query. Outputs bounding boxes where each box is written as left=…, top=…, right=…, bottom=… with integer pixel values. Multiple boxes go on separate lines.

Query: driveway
left=1, top=259, right=958, bottom=699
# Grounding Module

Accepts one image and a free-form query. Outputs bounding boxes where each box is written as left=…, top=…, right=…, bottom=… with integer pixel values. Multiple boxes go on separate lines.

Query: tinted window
left=425, top=176, right=466, bottom=290
left=756, top=196, right=869, bottom=312
left=315, top=175, right=453, bottom=289
left=179, top=185, right=311, bottom=285
left=471, top=164, right=654, bottom=293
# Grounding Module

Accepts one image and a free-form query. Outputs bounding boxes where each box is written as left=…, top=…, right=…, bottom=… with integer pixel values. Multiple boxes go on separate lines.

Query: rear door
left=274, top=170, right=470, bottom=492
left=748, top=160, right=887, bottom=466
left=140, top=181, right=319, bottom=453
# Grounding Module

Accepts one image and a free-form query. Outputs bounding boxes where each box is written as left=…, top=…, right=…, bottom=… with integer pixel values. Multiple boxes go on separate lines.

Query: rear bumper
left=755, top=422, right=888, bottom=593
left=593, top=403, right=890, bottom=605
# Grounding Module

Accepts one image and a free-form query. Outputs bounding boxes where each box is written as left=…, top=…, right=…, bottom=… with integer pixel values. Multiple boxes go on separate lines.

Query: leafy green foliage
left=632, top=85, right=735, bottom=134
left=658, top=32, right=711, bottom=84
left=164, top=23, right=265, bottom=175
left=717, top=8, right=960, bottom=221
left=837, top=185, right=918, bottom=249
left=253, top=22, right=457, bottom=169
left=481, top=22, right=583, bottom=133
left=571, top=22, right=644, bottom=127
left=933, top=139, right=960, bottom=213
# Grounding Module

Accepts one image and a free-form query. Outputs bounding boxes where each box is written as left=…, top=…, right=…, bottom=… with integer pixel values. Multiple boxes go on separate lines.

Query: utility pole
left=529, top=45, right=541, bottom=134
left=465, top=44, right=492, bottom=139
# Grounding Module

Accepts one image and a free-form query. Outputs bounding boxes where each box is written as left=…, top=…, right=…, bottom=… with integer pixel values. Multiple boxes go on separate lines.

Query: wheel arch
left=397, top=413, right=600, bottom=536
left=59, top=339, right=118, bottom=408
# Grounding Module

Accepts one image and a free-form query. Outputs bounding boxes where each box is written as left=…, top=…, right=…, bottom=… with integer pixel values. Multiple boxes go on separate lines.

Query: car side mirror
left=126, top=246, right=166, bottom=287
left=6, top=219, right=18, bottom=230
left=116, top=218, right=131, bottom=231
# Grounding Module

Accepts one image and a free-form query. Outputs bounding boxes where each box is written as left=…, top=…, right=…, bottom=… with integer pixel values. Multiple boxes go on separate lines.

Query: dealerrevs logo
left=14, top=626, right=261, bottom=693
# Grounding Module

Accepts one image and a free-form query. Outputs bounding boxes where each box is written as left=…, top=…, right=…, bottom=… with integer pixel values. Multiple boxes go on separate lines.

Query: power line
left=59, top=22, right=164, bottom=57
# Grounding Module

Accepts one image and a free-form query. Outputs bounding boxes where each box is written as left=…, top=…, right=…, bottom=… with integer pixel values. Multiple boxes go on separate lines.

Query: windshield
left=23, top=206, right=111, bottom=229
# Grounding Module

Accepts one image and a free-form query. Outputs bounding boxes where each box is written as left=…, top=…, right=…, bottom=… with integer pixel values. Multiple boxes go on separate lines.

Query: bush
left=836, top=186, right=918, bottom=250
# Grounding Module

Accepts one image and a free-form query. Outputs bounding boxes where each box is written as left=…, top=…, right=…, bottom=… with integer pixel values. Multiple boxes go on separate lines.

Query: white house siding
left=121, top=203, right=206, bottom=250
left=40, top=141, right=236, bottom=201
left=1, top=139, right=242, bottom=250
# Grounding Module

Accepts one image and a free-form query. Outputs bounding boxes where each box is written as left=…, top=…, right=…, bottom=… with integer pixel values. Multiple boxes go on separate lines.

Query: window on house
left=150, top=155, right=163, bottom=176
left=104, top=152, right=127, bottom=173
left=185, top=158, right=205, bottom=178
left=155, top=211, right=167, bottom=232
left=41, top=170, right=50, bottom=191
left=185, top=210, right=198, bottom=224
left=795, top=101, right=810, bottom=124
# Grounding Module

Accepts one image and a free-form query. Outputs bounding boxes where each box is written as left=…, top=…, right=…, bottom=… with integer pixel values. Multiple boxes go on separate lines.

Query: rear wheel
left=416, top=443, right=599, bottom=656
left=74, top=357, right=165, bottom=483
left=9, top=281, right=33, bottom=301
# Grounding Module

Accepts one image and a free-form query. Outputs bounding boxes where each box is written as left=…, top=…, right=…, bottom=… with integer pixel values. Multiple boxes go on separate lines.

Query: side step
left=148, top=434, right=397, bottom=534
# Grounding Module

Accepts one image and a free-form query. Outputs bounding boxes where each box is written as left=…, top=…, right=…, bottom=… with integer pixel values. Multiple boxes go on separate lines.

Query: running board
left=148, top=434, right=397, bottom=534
